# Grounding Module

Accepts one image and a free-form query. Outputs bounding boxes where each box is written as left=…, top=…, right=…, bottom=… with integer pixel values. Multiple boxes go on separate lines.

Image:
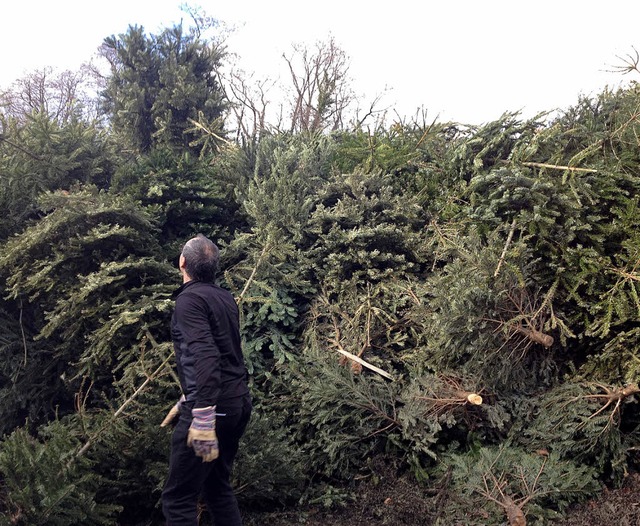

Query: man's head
left=179, top=234, right=220, bottom=283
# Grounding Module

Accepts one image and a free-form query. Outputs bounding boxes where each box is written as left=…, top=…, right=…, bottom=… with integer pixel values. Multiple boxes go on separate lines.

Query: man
left=162, top=234, right=252, bottom=526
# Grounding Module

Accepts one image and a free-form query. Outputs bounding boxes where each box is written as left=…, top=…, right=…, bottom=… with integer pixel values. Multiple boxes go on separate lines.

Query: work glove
left=187, top=406, right=219, bottom=462
left=160, top=394, right=185, bottom=427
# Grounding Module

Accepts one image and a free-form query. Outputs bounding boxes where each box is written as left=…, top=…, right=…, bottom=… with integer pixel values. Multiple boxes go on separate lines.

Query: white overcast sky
left=2, top=0, right=639, bottom=125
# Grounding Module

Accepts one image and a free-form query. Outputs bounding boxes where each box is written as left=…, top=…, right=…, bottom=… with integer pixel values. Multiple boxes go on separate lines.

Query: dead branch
left=520, top=161, right=598, bottom=174
left=549, top=383, right=640, bottom=437
left=579, top=383, right=640, bottom=433
left=237, top=243, right=269, bottom=306
left=494, top=218, right=517, bottom=277
left=477, top=470, right=535, bottom=526
left=486, top=284, right=556, bottom=364
left=514, top=326, right=554, bottom=348
left=335, top=347, right=394, bottom=380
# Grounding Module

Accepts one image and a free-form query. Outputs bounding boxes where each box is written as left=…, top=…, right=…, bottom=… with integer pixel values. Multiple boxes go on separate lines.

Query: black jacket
left=171, top=280, right=249, bottom=409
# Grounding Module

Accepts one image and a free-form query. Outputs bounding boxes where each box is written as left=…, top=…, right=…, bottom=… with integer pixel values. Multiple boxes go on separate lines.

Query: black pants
left=162, top=395, right=252, bottom=526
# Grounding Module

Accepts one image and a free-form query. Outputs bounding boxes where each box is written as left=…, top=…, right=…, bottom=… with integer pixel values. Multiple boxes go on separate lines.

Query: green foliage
left=288, top=347, right=400, bottom=479
left=304, top=169, right=427, bottom=287
left=222, top=134, right=335, bottom=376
left=0, top=421, right=121, bottom=526
left=423, top=231, right=564, bottom=391
left=79, top=396, right=175, bottom=525
left=111, top=146, right=246, bottom=255
left=4, top=38, right=640, bottom=524
left=438, top=445, right=600, bottom=526
left=0, top=188, right=174, bottom=428
left=233, top=410, right=306, bottom=506
left=0, top=112, right=115, bottom=238
left=304, top=278, right=429, bottom=371
left=447, top=112, right=547, bottom=179
left=100, top=23, right=226, bottom=154
left=521, top=382, right=640, bottom=482
left=0, top=306, right=56, bottom=434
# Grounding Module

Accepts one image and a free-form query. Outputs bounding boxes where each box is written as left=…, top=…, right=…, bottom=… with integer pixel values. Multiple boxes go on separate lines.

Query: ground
left=242, top=463, right=640, bottom=526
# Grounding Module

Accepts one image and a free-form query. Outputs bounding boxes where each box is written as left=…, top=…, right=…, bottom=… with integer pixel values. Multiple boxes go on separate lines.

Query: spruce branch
left=69, top=330, right=174, bottom=466
left=0, top=133, right=44, bottom=161
left=475, top=456, right=549, bottom=526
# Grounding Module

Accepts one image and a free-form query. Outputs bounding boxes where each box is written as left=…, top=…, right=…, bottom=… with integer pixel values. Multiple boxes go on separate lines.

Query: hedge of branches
left=1, top=21, right=639, bottom=526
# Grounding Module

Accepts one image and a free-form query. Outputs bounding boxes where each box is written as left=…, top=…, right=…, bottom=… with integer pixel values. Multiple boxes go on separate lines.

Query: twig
left=520, top=161, right=598, bottom=173
left=494, top=218, right=517, bottom=277
left=18, top=297, right=28, bottom=366
left=237, top=243, right=269, bottom=306
left=70, top=350, right=174, bottom=465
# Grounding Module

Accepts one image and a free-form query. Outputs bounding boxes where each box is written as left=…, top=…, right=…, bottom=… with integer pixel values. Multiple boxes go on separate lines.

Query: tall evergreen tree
left=100, top=23, right=226, bottom=155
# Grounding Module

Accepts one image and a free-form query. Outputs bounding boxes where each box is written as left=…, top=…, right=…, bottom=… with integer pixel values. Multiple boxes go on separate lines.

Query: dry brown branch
left=578, top=383, right=640, bottom=433
left=486, top=283, right=556, bottom=365
left=547, top=383, right=640, bottom=438
left=236, top=243, right=269, bottom=306
left=160, top=402, right=181, bottom=427
left=607, top=47, right=640, bottom=76
left=513, top=326, right=554, bottom=348
left=69, top=332, right=175, bottom=466
left=18, top=297, right=28, bottom=366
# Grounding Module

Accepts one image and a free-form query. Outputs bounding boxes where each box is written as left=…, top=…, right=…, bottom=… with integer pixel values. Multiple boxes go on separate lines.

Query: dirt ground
left=242, top=464, right=640, bottom=526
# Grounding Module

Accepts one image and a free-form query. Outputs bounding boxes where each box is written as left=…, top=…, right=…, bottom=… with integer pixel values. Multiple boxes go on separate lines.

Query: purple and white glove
left=187, top=406, right=219, bottom=462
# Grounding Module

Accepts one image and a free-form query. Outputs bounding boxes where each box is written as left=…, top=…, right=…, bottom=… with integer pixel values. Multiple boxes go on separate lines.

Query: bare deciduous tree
left=0, top=66, right=100, bottom=124
left=283, top=36, right=354, bottom=133
left=221, top=68, right=279, bottom=145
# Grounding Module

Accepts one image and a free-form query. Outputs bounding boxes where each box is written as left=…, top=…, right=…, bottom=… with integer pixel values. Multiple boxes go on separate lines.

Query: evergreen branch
left=0, top=134, right=44, bottom=161
left=69, top=344, right=175, bottom=466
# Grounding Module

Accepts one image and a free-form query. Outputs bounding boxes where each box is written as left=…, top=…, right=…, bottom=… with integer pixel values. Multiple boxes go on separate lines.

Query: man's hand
left=187, top=406, right=219, bottom=462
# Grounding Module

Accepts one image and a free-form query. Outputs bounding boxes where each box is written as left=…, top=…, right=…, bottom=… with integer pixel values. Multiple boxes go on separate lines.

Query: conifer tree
left=0, top=188, right=174, bottom=428
left=0, top=420, right=121, bottom=525
left=0, top=111, right=115, bottom=238
left=110, top=146, right=246, bottom=257
left=100, top=23, right=226, bottom=155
